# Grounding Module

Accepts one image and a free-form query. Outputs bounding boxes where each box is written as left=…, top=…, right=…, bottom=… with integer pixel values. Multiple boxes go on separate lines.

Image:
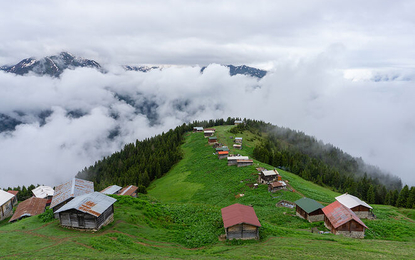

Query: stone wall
left=308, top=214, right=324, bottom=222
left=354, top=211, right=371, bottom=219
left=336, top=230, right=365, bottom=239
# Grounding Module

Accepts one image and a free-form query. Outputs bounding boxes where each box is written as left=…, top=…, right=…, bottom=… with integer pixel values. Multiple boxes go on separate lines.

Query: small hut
left=9, top=197, right=47, bottom=222
left=204, top=128, right=215, bottom=137
left=322, top=201, right=368, bottom=238
left=268, top=181, right=287, bottom=192
left=221, top=203, right=261, bottom=240
left=50, top=178, right=94, bottom=213
left=234, top=120, right=243, bottom=125
left=0, top=190, right=15, bottom=221
left=55, top=192, right=116, bottom=231
left=294, top=197, right=324, bottom=222
left=100, top=185, right=122, bottom=195
left=234, top=137, right=243, bottom=144
left=32, top=186, right=54, bottom=206
left=233, top=144, right=242, bottom=150
left=227, top=156, right=249, bottom=166
left=193, top=127, right=203, bottom=132
left=236, top=159, right=253, bottom=167
left=335, top=193, right=373, bottom=219
left=208, top=136, right=218, bottom=145
left=259, top=169, right=280, bottom=184
left=119, top=185, right=138, bottom=197
left=216, top=146, right=229, bottom=153
left=218, top=151, right=229, bottom=160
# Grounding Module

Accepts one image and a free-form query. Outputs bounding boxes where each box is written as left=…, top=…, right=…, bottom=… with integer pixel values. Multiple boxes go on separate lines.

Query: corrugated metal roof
left=322, top=201, right=368, bottom=229
left=209, top=136, right=217, bottom=140
left=32, top=186, right=54, bottom=198
left=50, top=178, right=94, bottom=209
left=270, top=181, right=287, bottom=188
left=335, top=193, right=372, bottom=209
left=0, top=190, right=15, bottom=206
left=9, top=197, right=47, bottom=222
left=119, top=185, right=138, bottom=196
left=235, top=137, right=242, bottom=140
left=227, top=156, right=249, bottom=161
left=7, top=190, right=19, bottom=196
left=216, top=146, right=229, bottom=151
left=262, top=170, right=277, bottom=176
left=55, top=192, right=116, bottom=217
left=221, top=203, right=261, bottom=228
left=204, top=128, right=215, bottom=131
left=236, top=159, right=253, bottom=163
left=295, top=197, right=324, bottom=214
left=193, top=127, right=203, bottom=130
left=100, top=185, right=122, bottom=195
left=218, top=151, right=229, bottom=155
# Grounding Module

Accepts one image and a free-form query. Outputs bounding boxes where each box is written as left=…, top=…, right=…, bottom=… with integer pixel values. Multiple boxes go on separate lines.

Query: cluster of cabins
left=1, top=178, right=138, bottom=231
left=294, top=194, right=373, bottom=238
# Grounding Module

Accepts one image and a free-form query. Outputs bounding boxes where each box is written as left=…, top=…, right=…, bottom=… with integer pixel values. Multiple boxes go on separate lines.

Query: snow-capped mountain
left=0, top=52, right=102, bottom=77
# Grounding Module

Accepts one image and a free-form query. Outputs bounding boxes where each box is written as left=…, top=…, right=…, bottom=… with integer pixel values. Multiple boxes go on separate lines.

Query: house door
left=78, top=214, right=85, bottom=228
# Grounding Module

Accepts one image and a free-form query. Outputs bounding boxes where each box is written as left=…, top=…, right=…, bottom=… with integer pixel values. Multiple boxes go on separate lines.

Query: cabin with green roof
left=295, top=197, right=324, bottom=222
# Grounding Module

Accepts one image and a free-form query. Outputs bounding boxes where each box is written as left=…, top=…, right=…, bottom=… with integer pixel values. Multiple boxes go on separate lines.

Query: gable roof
left=322, top=201, right=368, bottom=229
left=55, top=192, right=116, bottom=217
left=262, top=170, right=278, bottom=176
left=335, top=193, right=372, bottom=209
left=270, top=181, right=287, bottom=188
left=227, top=156, right=249, bottom=161
left=221, top=203, right=261, bottom=228
left=208, top=136, right=217, bottom=140
left=119, top=185, right=138, bottom=196
left=218, top=151, right=229, bottom=155
left=101, top=185, right=122, bottom=195
left=32, top=186, right=54, bottom=198
left=0, top=190, right=15, bottom=206
left=295, top=197, right=324, bottom=214
left=9, top=197, right=47, bottom=222
left=7, top=190, right=19, bottom=196
left=50, top=178, right=94, bottom=209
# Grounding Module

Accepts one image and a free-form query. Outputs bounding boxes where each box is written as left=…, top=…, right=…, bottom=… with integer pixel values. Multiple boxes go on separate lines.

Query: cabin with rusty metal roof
left=50, top=178, right=94, bottom=213
left=322, top=201, right=368, bottom=238
left=55, top=192, right=116, bottom=231
left=295, top=197, right=324, bottom=222
left=9, top=197, right=47, bottom=222
left=100, top=185, right=122, bottom=195
left=119, top=185, right=138, bottom=197
left=0, top=190, right=15, bottom=221
left=221, top=203, right=261, bottom=240
left=335, top=193, right=373, bottom=219
left=227, top=156, right=249, bottom=166
left=268, top=180, right=287, bottom=192
left=236, top=159, right=253, bottom=167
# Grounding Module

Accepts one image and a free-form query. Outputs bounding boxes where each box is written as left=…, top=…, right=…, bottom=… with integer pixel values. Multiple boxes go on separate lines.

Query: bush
left=38, top=208, right=54, bottom=222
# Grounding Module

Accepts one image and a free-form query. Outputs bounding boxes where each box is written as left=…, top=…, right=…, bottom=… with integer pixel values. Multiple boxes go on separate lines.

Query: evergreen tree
left=396, top=185, right=410, bottom=208
left=406, top=186, right=415, bottom=209
left=367, top=185, right=376, bottom=204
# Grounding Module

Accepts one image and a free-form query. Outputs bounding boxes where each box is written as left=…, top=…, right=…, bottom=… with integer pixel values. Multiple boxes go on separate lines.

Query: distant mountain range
left=0, top=52, right=102, bottom=77
left=1, top=52, right=267, bottom=78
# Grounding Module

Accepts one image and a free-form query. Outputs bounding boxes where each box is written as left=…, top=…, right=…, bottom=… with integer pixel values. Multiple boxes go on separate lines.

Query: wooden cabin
left=32, top=186, right=54, bottom=206
left=0, top=190, right=15, bottom=221
left=218, top=151, right=229, bottom=160
left=268, top=181, right=287, bottom=192
left=50, top=178, right=94, bottom=213
left=322, top=201, right=368, bottom=238
left=234, top=120, right=243, bottom=125
left=335, top=193, right=373, bottom=219
left=294, top=197, right=324, bottom=222
left=227, top=156, right=249, bottom=166
left=259, top=169, right=280, bottom=184
left=233, top=144, right=242, bottom=150
left=208, top=136, right=218, bottom=145
left=236, top=159, right=253, bottom=167
left=216, top=146, right=230, bottom=154
left=221, top=203, right=261, bottom=240
left=7, top=190, right=18, bottom=206
left=9, top=197, right=47, bottom=222
left=193, top=127, right=203, bottom=132
left=100, top=185, right=122, bottom=195
left=204, top=128, right=215, bottom=137
left=119, top=185, right=138, bottom=197
left=234, top=137, right=242, bottom=144
left=55, top=192, right=116, bottom=231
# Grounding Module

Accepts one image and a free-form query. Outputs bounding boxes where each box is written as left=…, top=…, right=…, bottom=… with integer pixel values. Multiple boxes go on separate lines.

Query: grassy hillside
left=1, top=125, right=415, bottom=259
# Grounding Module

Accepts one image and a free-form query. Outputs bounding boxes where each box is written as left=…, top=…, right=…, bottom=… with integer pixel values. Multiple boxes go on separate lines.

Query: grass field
left=1, top=125, right=415, bottom=259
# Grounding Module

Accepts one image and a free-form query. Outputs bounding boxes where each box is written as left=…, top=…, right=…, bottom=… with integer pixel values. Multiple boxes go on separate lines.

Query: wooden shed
left=208, top=136, right=218, bottom=145
left=193, top=127, right=203, bottom=132
left=234, top=137, right=243, bottom=144
left=322, top=201, right=368, bottom=238
left=236, top=159, right=253, bottom=167
left=335, top=193, right=373, bottom=219
left=268, top=180, right=287, bottom=192
left=227, top=156, right=249, bottom=166
left=9, top=197, right=47, bottom=222
left=0, top=190, right=15, bottom=221
left=119, top=185, right=138, bottom=197
left=234, top=120, right=243, bottom=125
left=294, top=197, right=324, bottom=222
left=204, top=128, right=215, bottom=137
left=55, top=192, right=117, bottom=231
left=218, top=151, right=229, bottom=160
left=259, top=169, right=280, bottom=184
left=50, top=178, right=94, bottom=213
left=233, top=144, right=242, bottom=150
left=216, top=146, right=230, bottom=154
left=100, top=185, right=122, bottom=195
left=221, top=203, right=261, bottom=240
left=32, top=186, right=54, bottom=206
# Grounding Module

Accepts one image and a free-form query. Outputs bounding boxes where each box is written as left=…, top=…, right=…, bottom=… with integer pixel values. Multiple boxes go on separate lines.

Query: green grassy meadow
left=1, top=125, right=415, bottom=259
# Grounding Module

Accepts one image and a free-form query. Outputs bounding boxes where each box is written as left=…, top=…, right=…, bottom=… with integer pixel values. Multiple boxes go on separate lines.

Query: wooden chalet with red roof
left=322, top=201, right=368, bottom=238
left=221, top=203, right=261, bottom=240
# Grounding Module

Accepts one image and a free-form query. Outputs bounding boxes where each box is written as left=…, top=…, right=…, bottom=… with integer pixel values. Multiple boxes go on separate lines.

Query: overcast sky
left=1, top=0, right=415, bottom=188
